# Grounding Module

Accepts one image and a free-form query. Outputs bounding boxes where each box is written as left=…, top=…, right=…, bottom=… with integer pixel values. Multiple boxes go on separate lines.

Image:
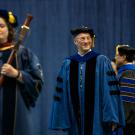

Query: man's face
left=74, top=33, right=93, bottom=55
left=115, top=53, right=126, bottom=68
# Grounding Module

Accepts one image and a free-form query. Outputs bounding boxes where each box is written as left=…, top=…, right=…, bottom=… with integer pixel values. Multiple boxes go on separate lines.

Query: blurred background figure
left=115, top=44, right=135, bottom=135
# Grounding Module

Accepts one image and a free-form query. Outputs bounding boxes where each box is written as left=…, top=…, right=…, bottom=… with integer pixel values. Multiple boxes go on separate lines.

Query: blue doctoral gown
left=49, top=51, right=125, bottom=135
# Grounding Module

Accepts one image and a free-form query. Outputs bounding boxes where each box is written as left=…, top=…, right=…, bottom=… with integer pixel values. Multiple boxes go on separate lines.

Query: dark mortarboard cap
left=0, top=9, right=18, bottom=27
left=118, top=45, right=135, bottom=55
left=70, top=25, right=95, bottom=37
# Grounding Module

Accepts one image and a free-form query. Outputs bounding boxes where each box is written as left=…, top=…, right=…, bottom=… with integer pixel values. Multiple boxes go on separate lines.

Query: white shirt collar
left=125, top=63, right=133, bottom=65
left=78, top=49, right=91, bottom=56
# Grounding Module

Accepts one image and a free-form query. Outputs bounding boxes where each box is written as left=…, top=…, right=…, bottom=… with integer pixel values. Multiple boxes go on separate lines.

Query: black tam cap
left=70, top=26, right=95, bottom=37
left=0, top=9, right=18, bottom=27
left=118, top=45, right=135, bottom=55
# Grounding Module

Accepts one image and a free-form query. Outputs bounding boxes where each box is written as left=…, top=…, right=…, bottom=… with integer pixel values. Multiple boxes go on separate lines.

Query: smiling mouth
left=82, top=44, right=89, bottom=47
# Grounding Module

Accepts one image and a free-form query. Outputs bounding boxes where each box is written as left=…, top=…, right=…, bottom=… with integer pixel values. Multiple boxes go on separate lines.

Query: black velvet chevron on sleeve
left=56, top=76, right=63, bottom=83
left=56, top=86, right=63, bottom=93
left=108, top=81, right=119, bottom=86
left=53, top=95, right=61, bottom=101
left=106, top=71, right=116, bottom=76
left=110, top=90, right=120, bottom=95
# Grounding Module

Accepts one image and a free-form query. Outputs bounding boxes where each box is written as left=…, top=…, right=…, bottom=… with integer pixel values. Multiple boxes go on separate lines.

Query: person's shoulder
left=97, top=54, right=109, bottom=60
left=96, top=54, right=112, bottom=66
left=59, top=56, right=74, bottom=68
left=62, top=57, right=71, bottom=65
left=18, top=46, right=37, bottom=61
left=18, top=45, right=28, bottom=53
left=18, top=46, right=35, bottom=56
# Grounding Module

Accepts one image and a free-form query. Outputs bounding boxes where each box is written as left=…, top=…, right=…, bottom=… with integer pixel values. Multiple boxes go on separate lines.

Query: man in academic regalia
left=115, top=45, right=135, bottom=135
left=49, top=26, right=125, bottom=135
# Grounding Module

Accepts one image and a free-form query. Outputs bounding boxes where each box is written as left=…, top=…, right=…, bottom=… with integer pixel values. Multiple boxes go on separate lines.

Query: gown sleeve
left=17, top=46, right=44, bottom=109
left=49, top=59, right=71, bottom=130
left=96, top=55, right=125, bottom=128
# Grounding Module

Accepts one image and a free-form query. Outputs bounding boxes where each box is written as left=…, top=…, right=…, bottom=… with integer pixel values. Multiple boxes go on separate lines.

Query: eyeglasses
left=76, top=36, right=91, bottom=42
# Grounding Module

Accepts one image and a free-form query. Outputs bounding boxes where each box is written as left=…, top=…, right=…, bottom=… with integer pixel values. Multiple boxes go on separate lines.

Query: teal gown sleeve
left=17, top=46, right=44, bottom=109
left=93, top=55, right=125, bottom=134
left=49, top=54, right=125, bottom=135
left=49, top=59, right=71, bottom=130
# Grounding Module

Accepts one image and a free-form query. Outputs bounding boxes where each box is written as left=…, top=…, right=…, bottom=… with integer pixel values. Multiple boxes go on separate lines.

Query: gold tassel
left=8, top=11, right=16, bottom=24
left=115, top=45, right=120, bottom=56
left=92, top=35, right=96, bottom=48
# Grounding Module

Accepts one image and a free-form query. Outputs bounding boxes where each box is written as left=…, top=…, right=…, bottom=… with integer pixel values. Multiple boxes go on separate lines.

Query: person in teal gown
left=0, top=9, right=43, bottom=135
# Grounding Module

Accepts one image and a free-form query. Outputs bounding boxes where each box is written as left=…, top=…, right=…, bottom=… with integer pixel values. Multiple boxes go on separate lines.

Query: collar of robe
left=0, top=42, right=14, bottom=51
left=68, top=50, right=99, bottom=62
